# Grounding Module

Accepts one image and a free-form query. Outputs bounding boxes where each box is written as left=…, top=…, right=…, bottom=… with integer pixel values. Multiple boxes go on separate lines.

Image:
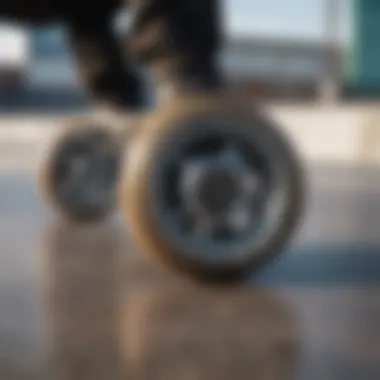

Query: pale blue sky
left=225, top=0, right=350, bottom=42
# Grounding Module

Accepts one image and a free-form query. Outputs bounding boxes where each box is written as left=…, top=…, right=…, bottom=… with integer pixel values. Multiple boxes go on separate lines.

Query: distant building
left=223, top=37, right=342, bottom=100
left=0, top=23, right=28, bottom=91
left=3, top=23, right=342, bottom=100
left=24, top=26, right=79, bottom=90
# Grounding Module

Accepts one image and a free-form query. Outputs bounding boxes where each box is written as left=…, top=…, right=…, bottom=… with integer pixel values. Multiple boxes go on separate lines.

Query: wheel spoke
left=192, top=216, right=215, bottom=238
left=225, top=202, right=254, bottom=234
left=217, top=143, right=245, bottom=169
left=240, top=173, right=263, bottom=203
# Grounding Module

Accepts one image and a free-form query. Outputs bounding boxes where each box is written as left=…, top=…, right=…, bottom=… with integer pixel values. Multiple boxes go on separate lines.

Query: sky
left=225, top=0, right=350, bottom=43
left=0, top=0, right=352, bottom=44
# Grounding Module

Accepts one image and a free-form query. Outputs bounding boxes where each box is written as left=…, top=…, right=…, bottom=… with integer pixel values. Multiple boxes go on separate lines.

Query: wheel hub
left=177, top=143, right=265, bottom=237
left=198, top=168, right=237, bottom=214
left=54, top=133, right=118, bottom=209
left=68, top=155, right=92, bottom=180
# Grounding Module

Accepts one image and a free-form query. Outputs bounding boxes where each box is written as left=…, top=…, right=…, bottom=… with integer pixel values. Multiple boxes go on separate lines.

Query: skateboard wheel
left=40, top=120, right=121, bottom=223
left=120, top=95, right=304, bottom=283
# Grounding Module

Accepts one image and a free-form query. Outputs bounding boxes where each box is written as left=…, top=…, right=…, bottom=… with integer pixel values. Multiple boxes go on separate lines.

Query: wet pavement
left=0, top=140, right=380, bottom=380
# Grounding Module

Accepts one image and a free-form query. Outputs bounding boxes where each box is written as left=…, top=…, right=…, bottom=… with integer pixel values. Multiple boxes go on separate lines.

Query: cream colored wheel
left=120, top=95, right=304, bottom=283
left=40, top=121, right=122, bottom=223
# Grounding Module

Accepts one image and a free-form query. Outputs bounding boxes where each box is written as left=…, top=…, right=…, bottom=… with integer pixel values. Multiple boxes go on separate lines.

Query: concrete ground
left=0, top=117, right=380, bottom=380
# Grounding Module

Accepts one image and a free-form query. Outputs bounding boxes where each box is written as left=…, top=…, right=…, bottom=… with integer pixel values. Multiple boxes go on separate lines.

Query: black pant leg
left=128, top=0, right=223, bottom=92
left=66, top=14, right=150, bottom=110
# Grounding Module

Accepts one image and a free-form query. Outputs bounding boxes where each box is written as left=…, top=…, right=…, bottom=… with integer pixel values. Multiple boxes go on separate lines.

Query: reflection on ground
left=0, top=161, right=380, bottom=379
left=42, top=221, right=300, bottom=380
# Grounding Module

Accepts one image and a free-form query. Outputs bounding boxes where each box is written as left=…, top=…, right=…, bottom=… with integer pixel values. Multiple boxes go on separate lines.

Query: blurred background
left=0, top=0, right=350, bottom=110
left=2, top=2, right=380, bottom=380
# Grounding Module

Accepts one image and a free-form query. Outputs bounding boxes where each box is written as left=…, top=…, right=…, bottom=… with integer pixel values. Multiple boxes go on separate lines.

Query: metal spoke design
left=53, top=133, right=118, bottom=210
left=172, top=140, right=268, bottom=243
